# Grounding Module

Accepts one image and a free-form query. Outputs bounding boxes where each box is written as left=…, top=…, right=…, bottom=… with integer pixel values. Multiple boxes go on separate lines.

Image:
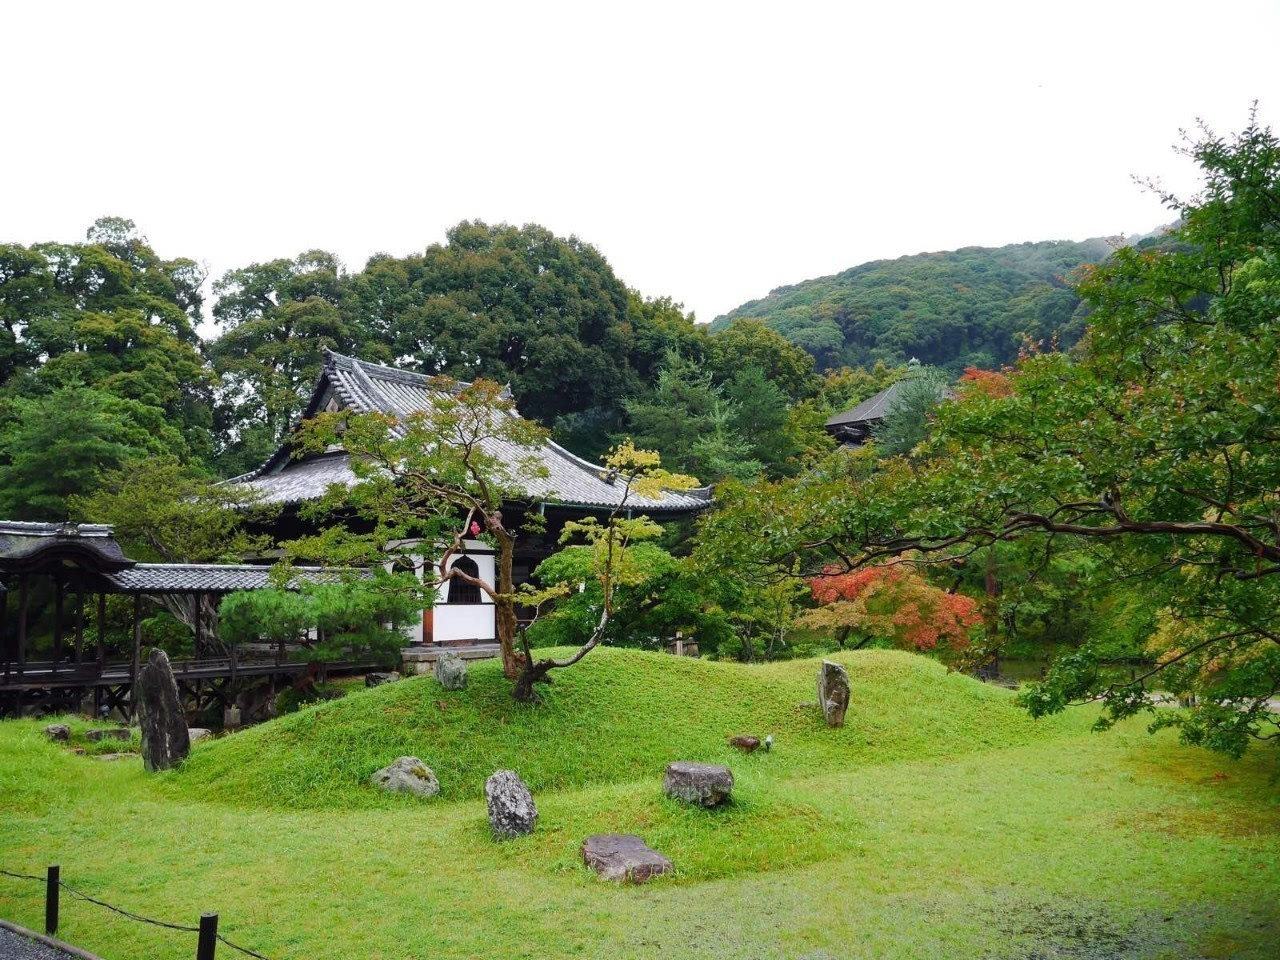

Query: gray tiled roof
left=0, top=521, right=133, bottom=573
left=102, top=563, right=371, bottom=594
left=230, top=352, right=713, bottom=513
left=825, top=375, right=952, bottom=428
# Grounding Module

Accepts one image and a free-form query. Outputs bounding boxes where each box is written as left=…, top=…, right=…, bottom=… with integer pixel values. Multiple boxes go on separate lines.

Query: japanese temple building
left=824, top=360, right=953, bottom=446
left=227, top=351, right=712, bottom=668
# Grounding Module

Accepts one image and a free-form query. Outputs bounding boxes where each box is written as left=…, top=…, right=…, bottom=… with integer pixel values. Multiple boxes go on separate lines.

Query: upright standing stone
left=435, top=652, right=468, bottom=691
left=136, top=649, right=190, bottom=772
left=485, top=770, right=537, bottom=839
left=817, top=659, right=850, bottom=728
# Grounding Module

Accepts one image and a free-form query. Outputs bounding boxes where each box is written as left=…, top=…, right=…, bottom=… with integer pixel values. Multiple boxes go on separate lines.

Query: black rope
left=218, top=934, right=273, bottom=960
left=0, top=868, right=44, bottom=882
left=57, top=880, right=201, bottom=933
left=2, top=866, right=274, bottom=959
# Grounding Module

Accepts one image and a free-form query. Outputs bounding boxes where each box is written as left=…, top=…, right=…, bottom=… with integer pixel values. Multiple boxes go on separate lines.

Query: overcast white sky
left=3, top=1, right=1277, bottom=324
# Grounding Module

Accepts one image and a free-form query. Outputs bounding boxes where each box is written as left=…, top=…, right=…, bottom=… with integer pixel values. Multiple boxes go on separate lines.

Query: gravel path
left=0, top=926, right=81, bottom=959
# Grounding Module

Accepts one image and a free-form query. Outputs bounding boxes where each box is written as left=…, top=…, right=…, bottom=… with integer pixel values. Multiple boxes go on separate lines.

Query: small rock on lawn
left=86, top=728, right=131, bottom=742
left=370, top=757, right=440, bottom=798
left=435, top=652, right=467, bottom=691
left=42, top=724, right=70, bottom=742
left=663, top=761, right=734, bottom=808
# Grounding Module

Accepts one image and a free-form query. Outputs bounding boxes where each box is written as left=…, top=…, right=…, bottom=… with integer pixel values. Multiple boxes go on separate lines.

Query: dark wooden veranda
left=0, top=521, right=376, bottom=720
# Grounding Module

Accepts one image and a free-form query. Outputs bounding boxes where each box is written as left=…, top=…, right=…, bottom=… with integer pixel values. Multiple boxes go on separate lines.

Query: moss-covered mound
left=179, top=648, right=1081, bottom=809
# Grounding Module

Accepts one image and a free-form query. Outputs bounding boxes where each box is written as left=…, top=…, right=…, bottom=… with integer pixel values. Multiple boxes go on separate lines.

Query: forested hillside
left=715, top=238, right=1121, bottom=370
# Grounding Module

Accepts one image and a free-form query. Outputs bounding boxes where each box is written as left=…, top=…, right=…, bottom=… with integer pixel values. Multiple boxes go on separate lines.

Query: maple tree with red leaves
left=957, top=366, right=1013, bottom=398
left=800, top=563, right=981, bottom=654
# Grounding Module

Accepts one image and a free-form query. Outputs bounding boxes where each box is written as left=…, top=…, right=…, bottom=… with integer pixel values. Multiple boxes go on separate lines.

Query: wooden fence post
left=45, top=864, right=59, bottom=936
left=197, top=912, right=218, bottom=960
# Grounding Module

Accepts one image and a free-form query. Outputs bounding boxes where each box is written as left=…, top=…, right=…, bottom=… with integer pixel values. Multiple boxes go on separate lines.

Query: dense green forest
left=0, top=218, right=887, bottom=520
left=715, top=237, right=1129, bottom=370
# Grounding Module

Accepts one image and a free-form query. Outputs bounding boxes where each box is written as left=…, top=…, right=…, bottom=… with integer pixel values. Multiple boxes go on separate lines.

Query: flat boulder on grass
left=370, top=757, right=440, bottom=798
left=434, top=652, right=467, bottom=691
left=43, top=723, right=70, bottom=742
left=485, top=770, right=537, bottom=839
left=86, top=727, right=131, bottom=742
left=187, top=728, right=213, bottom=744
left=663, top=761, right=733, bottom=808
left=582, top=834, right=673, bottom=883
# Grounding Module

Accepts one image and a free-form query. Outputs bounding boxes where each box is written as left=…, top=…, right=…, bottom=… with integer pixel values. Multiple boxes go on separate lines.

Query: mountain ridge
left=713, top=232, right=1166, bottom=371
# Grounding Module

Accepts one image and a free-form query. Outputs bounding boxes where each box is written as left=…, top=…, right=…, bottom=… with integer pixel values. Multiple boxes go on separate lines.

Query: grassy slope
left=1, top=649, right=1278, bottom=960
left=177, top=649, right=1079, bottom=807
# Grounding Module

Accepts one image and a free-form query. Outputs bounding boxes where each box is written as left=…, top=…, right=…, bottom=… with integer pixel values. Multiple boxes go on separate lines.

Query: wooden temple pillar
left=193, top=594, right=203, bottom=660
left=96, top=595, right=106, bottom=668
left=128, top=594, right=142, bottom=723
left=0, top=585, right=7, bottom=683
left=74, top=589, right=85, bottom=664
left=16, top=576, right=27, bottom=675
left=52, top=580, right=64, bottom=672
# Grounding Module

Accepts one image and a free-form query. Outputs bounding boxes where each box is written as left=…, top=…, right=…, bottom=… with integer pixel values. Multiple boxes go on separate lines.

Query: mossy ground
left=1, top=648, right=1277, bottom=959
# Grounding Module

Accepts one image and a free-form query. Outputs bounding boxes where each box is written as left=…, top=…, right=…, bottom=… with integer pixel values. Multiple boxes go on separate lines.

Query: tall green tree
left=706, top=318, right=818, bottom=399
left=209, top=250, right=370, bottom=472
left=0, top=386, right=180, bottom=519
left=623, top=350, right=724, bottom=474
left=0, top=217, right=213, bottom=460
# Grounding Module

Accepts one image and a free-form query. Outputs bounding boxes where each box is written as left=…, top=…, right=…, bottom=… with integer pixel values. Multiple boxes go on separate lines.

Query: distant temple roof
left=228, top=351, right=713, bottom=513
left=825, top=366, right=953, bottom=444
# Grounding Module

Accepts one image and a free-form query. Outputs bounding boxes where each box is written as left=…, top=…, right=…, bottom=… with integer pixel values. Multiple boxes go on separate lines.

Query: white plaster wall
left=434, top=604, right=497, bottom=643
left=385, top=540, right=497, bottom=646
left=433, top=547, right=497, bottom=643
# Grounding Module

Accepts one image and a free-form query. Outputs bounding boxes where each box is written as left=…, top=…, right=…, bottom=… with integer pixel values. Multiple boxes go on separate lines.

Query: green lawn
left=1, top=649, right=1277, bottom=959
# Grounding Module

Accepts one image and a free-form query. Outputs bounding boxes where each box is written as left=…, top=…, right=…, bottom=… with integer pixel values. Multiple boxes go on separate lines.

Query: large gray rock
left=485, top=770, right=537, bottom=839
left=86, top=727, right=131, bottom=742
left=434, top=652, right=467, bottom=691
left=365, top=671, right=401, bottom=688
left=370, top=756, right=440, bottom=797
left=663, top=761, right=733, bottom=808
left=582, top=834, right=673, bottom=883
left=42, top=723, right=70, bottom=742
left=187, top=728, right=213, bottom=744
left=818, top=659, right=851, bottom=728
left=137, top=649, right=190, bottom=772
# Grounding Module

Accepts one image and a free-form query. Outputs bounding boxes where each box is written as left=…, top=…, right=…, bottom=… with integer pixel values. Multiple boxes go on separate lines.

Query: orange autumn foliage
left=803, top=564, right=981, bottom=652
left=959, top=366, right=1013, bottom=398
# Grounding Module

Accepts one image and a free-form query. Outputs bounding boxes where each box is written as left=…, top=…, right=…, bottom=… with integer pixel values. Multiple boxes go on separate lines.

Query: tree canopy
left=696, top=114, right=1280, bottom=755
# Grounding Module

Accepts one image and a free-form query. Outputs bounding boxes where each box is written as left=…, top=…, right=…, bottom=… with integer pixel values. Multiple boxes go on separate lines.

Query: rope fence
left=1, top=866, right=272, bottom=960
